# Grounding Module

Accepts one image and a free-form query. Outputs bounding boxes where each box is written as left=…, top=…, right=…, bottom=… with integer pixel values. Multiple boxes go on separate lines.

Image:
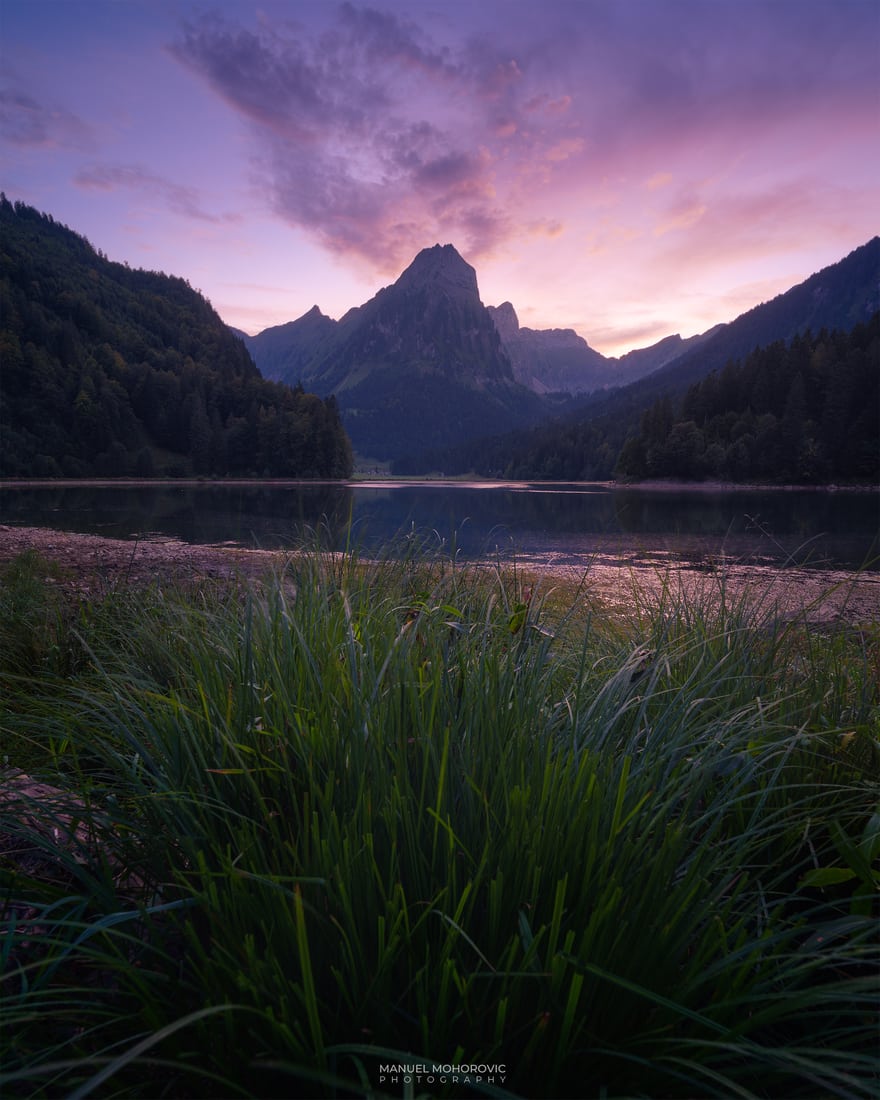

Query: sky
left=1, top=0, right=878, bottom=357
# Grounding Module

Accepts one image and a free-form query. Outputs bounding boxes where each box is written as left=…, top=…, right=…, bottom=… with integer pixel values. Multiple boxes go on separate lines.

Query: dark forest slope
left=616, top=317, right=880, bottom=483
left=0, top=197, right=352, bottom=478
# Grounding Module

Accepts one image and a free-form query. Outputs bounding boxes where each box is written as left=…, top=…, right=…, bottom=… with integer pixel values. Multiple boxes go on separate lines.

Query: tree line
left=0, top=197, right=353, bottom=479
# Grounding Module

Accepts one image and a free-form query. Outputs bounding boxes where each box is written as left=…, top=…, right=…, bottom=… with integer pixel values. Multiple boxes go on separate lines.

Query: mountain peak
left=396, top=243, right=480, bottom=300
left=489, top=302, right=520, bottom=339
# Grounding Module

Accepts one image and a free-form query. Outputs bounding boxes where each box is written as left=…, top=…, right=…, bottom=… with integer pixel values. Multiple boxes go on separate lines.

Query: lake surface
left=0, top=481, right=877, bottom=571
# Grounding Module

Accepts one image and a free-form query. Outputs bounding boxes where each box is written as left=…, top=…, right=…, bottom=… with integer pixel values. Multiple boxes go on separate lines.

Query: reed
left=1, top=544, right=877, bottom=1098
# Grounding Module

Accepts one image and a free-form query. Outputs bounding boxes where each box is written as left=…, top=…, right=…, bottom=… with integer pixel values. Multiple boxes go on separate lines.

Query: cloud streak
left=0, top=85, right=93, bottom=149
left=74, top=163, right=236, bottom=224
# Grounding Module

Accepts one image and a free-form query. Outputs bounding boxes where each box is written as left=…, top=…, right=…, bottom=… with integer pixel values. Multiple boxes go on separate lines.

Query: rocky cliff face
left=310, top=244, right=515, bottom=393
left=240, top=243, right=730, bottom=463
left=487, top=303, right=719, bottom=395
left=487, top=302, right=611, bottom=395
left=394, top=242, right=481, bottom=301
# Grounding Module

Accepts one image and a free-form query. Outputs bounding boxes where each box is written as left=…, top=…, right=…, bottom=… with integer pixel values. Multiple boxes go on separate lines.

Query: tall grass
left=1, top=544, right=877, bottom=1098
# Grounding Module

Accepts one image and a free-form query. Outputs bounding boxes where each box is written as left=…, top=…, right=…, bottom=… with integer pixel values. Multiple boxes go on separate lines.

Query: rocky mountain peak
left=395, top=243, right=480, bottom=300
left=488, top=303, right=610, bottom=395
left=489, top=301, right=520, bottom=339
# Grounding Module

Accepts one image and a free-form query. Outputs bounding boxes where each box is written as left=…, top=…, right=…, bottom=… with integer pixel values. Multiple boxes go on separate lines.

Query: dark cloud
left=74, top=163, right=235, bottom=224
left=169, top=18, right=329, bottom=141
left=383, top=120, right=445, bottom=174
left=457, top=206, right=513, bottom=257
left=334, top=2, right=457, bottom=78
left=414, top=152, right=483, bottom=191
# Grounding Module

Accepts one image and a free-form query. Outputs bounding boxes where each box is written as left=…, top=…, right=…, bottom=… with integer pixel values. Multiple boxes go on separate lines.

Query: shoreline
left=2, top=522, right=878, bottom=626
left=1, top=476, right=878, bottom=494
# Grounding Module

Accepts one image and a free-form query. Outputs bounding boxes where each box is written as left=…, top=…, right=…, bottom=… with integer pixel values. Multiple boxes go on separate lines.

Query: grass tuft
left=1, top=543, right=877, bottom=1097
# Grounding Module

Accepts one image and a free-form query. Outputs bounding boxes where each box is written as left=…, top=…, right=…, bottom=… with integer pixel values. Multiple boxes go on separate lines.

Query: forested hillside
left=615, top=317, right=880, bottom=483
left=0, top=197, right=353, bottom=478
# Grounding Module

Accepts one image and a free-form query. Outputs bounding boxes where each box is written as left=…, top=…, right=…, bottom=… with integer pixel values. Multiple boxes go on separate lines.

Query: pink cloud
left=645, top=172, right=672, bottom=191
left=655, top=179, right=851, bottom=268
left=653, top=195, right=708, bottom=237
left=168, top=5, right=582, bottom=269
left=524, top=94, right=572, bottom=116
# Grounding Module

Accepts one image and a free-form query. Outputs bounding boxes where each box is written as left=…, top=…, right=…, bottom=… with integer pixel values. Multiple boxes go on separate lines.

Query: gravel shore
left=2, top=523, right=878, bottom=626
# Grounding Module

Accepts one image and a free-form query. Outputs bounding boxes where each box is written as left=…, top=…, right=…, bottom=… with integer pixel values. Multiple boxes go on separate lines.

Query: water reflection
left=1, top=481, right=877, bottom=569
left=1, top=483, right=354, bottom=547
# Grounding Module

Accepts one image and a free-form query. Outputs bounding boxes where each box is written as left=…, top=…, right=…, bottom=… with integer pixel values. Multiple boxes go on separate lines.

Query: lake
left=1, top=481, right=877, bottom=572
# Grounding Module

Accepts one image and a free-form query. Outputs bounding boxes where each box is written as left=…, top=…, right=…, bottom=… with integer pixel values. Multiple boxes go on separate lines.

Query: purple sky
left=2, top=0, right=878, bottom=355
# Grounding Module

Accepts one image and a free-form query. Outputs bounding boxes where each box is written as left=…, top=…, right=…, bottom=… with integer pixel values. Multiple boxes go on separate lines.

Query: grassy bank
left=1, top=543, right=878, bottom=1099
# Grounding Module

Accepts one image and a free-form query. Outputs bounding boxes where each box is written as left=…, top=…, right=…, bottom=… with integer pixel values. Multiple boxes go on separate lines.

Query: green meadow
left=1, top=541, right=878, bottom=1099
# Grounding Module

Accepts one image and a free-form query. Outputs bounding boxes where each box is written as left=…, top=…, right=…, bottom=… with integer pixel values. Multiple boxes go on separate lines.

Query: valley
left=2, top=196, right=877, bottom=485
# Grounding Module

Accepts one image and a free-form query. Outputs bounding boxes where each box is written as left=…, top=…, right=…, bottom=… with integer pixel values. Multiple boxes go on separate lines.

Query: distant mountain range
left=485, top=302, right=718, bottom=395
left=236, top=244, right=720, bottom=421
left=239, top=236, right=879, bottom=466
left=486, top=302, right=611, bottom=394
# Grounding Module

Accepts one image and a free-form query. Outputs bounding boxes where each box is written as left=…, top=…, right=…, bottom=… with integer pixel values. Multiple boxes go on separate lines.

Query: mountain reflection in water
left=0, top=481, right=877, bottom=571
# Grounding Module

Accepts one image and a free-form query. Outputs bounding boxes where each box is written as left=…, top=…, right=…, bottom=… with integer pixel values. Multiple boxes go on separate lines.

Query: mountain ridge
left=244, top=236, right=879, bottom=468
left=390, top=236, right=880, bottom=478
left=603, top=236, right=880, bottom=414
left=3, top=192, right=873, bottom=481
left=486, top=301, right=612, bottom=394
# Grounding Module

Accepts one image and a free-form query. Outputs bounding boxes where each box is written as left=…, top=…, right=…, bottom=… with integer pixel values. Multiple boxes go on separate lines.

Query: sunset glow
left=2, top=0, right=877, bottom=356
